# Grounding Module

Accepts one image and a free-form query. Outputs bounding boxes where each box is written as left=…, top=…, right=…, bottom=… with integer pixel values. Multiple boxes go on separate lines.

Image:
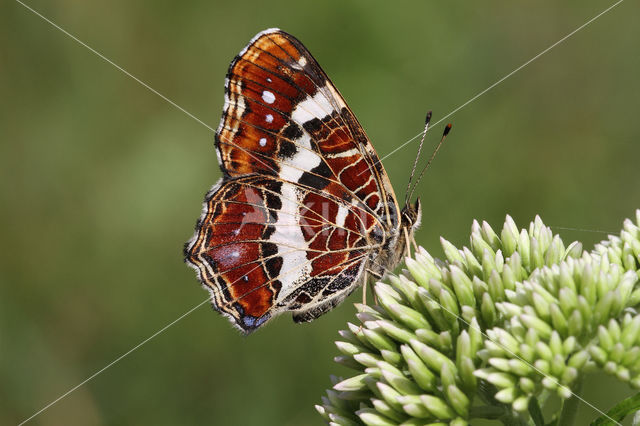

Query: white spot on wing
left=259, top=137, right=267, bottom=147
left=278, top=132, right=322, bottom=182
left=291, top=86, right=335, bottom=124
left=262, top=90, right=276, bottom=104
left=265, top=114, right=274, bottom=123
left=336, top=205, right=348, bottom=228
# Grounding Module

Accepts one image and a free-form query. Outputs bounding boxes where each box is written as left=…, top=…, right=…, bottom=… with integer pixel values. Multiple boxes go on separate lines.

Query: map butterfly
left=185, top=29, right=434, bottom=333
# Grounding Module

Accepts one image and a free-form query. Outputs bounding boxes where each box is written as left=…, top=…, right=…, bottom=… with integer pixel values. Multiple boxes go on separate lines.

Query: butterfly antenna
left=406, top=123, right=452, bottom=202
left=405, top=111, right=432, bottom=204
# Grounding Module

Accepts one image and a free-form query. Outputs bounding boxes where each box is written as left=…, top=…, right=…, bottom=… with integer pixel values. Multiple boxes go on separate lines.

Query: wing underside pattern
left=185, top=29, right=402, bottom=332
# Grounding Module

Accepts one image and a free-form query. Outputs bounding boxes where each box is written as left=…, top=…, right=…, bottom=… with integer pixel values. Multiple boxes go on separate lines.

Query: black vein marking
left=298, top=160, right=333, bottom=190
left=282, top=123, right=303, bottom=140
left=277, top=139, right=297, bottom=159
left=302, top=118, right=323, bottom=134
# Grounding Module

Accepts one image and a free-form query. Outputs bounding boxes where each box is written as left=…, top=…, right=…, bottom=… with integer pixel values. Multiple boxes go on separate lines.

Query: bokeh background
left=2, top=1, right=639, bottom=424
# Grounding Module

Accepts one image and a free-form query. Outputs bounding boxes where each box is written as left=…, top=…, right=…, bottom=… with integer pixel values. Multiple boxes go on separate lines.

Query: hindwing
left=185, top=175, right=382, bottom=333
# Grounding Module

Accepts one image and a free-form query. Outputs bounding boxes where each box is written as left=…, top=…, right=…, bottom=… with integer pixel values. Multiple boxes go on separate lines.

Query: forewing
left=217, top=28, right=400, bottom=228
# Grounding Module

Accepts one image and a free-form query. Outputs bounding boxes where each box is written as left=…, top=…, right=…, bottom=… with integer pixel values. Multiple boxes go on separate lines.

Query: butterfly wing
left=216, top=28, right=400, bottom=227
left=185, top=175, right=380, bottom=333
left=186, top=29, right=402, bottom=332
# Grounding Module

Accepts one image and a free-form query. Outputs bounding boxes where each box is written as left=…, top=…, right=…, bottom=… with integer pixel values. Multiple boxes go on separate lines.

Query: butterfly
left=184, top=28, right=437, bottom=334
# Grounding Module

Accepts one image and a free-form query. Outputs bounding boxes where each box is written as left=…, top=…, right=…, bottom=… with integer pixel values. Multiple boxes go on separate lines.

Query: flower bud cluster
left=317, top=211, right=640, bottom=424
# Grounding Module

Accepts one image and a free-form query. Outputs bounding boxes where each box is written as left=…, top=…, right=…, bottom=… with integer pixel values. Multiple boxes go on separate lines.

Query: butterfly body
left=185, top=29, right=420, bottom=333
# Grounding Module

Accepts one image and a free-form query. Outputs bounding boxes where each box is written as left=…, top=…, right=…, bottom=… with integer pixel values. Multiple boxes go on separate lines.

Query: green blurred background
left=2, top=1, right=639, bottom=424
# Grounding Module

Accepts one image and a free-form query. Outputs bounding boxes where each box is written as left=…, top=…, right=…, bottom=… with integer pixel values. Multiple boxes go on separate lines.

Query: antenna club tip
left=443, top=124, right=452, bottom=136
left=425, top=111, right=432, bottom=124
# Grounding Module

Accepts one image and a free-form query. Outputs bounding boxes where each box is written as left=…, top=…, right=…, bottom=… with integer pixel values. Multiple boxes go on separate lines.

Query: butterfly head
left=401, top=197, right=422, bottom=234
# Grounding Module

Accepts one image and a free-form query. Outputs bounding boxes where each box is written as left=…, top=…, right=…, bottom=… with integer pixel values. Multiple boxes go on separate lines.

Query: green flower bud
left=589, top=345, right=608, bottom=364
left=451, top=418, right=469, bottom=426
left=471, top=229, right=495, bottom=260
left=617, top=366, right=630, bottom=382
left=609, top=342, right=625, bottom=364
left=336, top=340, right=367, bottom=356
left=565, top=241, right=583, bottom=259
left=622, top=347, right=640, bottom=367
left=357, top=408, right=397, bottom=426
left=567, top=350, right=589, bottom=369
left=551, top=353, right=566, bottom=377
left=549, top=303, right=568, bottom=336
left=501, top=215, right=519, bottom=256
left=380, top=349, right=402, bottom=366
left=541, top=376, right=558, bottom=391
left=533, top=359, right=550, bottom=375
left=501, top=263, right=517, bottom=291
left=621, top=315, right=640, bottom=348
left=545, top=235, right=565, bottom=265
left=494, top=387, right=518, bottom=404
left=558, top=287, right=578, bottom=317
left=567, top=309, right=584, bottom=336
left=399, top=395, right=431, bottom=419
left=410, top=339, right=457, bottom=376
left=353, top=352, right=383, bottom=368
left=362, top=328, right=397, bottom=353
left=441, top=237, right=465, bottom=265
left=521, top=314, right=552, bottom=340
left=386, top=303, right=430, bottom=331
left=518, top=229, right=532, bottom=270
left=519, top=377, right=536, bottom=393
left=332, top=413, right=362, bottom=426
left=519, top=343, right=536, bottom=363
left=375, top=382, right=404, bottom=412
left=404, top=257, right=430, bottom=288
left=458, top=356, right=477, bottom=391
left=335, top=355, right=364, bottom=370
left=378, top=361, right=422, bottom=396
left=486, top=371, right=516, bottom=388
left=513, top=395, right=530, bottom=412
left=371, top=399, right=405, bottom=423
left=376, top=319, right=415, bottom=344
left=419, top=395, right=456, bottom=420
left=509, top=359, right=534, bottom=376
left=481, top=293, right=498, bottom=326
left=439, top=288, right=460, bottom=321
left=450, top=266, right=476, bottom=307
left=463, top=246, right=484, bottom=278
left=446, top=384, right=470, bottom=416
left=335, top=374, right=370, bottom=392
left=557, top=385, right=573, bottom=399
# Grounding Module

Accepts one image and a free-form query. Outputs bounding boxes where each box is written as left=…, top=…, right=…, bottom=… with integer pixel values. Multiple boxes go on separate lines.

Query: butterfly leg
left=365, top=269, right=382, bottom=305
left=361, top=270, right=369, bottom=306
left=357, top=269, right=382, bottom=334
left=404, top=226, right=412, bottom=258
